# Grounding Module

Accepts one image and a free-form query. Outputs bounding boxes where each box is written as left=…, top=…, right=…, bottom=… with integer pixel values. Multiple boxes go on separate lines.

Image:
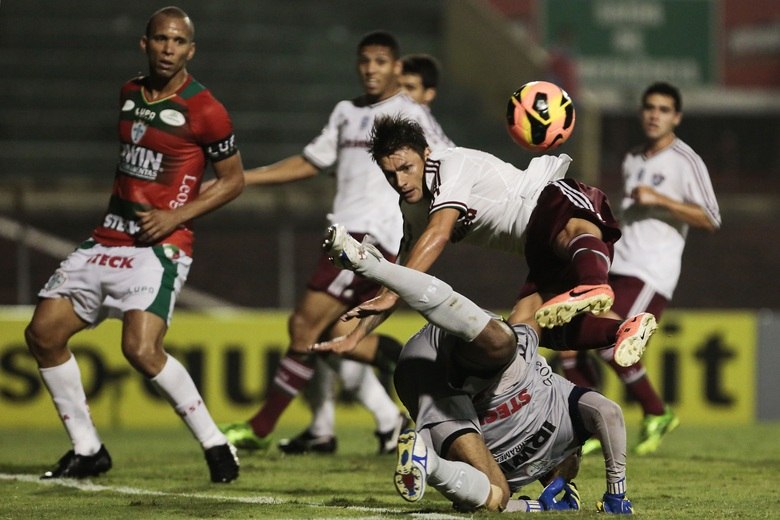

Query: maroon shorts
left=307, top=232, right=397, bottom=307
left=608, top=274, right=669, bottom=320
left=520, top=179, right=621, bottom=298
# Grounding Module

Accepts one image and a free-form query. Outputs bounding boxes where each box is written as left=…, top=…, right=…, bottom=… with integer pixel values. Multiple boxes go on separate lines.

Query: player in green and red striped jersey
left=25, top=6, right=244, bottom=483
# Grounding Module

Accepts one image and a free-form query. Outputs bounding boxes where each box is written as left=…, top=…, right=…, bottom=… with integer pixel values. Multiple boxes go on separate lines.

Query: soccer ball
left=506, top=81, right=575, bottom=152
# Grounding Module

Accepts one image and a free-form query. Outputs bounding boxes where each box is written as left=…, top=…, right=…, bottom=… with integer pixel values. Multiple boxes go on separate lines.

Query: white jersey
left=303, top=91, right=453, bottom=255
left=611, top=138, right=720, bottom=298
left=419, top=147, right=572, bottom=254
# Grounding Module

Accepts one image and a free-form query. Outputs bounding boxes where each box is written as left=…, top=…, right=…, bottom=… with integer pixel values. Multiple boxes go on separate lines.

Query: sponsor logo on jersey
left=496, top=420, right=557, bottom=472
left=101, top=213, right=141, bottom=235
left=479, top=388, right=532, bottom=425
left=134, top=107, right=157, bottom=122
left=205, top=134, right=238, bottom=161
left=86, top=253, right=135, bottom=269
left=122, top=99, right=135, bottom=112
left=131, top=121, right=148, bottom=144
left=119, top=143, right=163, bottom=180
left=160, top=109, right=186, bottom=127
left=127, top=285, right=156, bottom=295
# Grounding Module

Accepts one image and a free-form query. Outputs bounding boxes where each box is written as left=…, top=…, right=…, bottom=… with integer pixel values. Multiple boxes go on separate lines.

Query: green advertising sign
left=542, top=0, right=717, bottom=86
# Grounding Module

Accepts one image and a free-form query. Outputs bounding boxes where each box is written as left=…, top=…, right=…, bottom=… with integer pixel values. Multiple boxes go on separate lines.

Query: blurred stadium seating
left=0, top=0, right=778, bottom=310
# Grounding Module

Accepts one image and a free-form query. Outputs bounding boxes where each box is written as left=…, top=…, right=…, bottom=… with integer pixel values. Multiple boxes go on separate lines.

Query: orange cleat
left=535, top=284, right=614, bottom=328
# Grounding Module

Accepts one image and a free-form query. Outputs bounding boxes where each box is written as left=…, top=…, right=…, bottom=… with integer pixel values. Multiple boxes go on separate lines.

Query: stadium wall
left=0, top=308, right=774, bottom=428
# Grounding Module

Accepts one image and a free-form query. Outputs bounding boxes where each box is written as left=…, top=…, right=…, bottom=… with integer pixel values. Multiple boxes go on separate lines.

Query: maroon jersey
left=92, top=75, right=238, bottom=255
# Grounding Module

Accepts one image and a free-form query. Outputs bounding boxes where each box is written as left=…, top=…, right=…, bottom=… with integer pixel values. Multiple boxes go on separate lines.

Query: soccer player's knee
left=25, top=321, right=64, bottom=359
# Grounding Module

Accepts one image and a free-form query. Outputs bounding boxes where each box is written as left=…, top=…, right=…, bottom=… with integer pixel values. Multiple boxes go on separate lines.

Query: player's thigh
left=289, top=289, right=349, bottom=348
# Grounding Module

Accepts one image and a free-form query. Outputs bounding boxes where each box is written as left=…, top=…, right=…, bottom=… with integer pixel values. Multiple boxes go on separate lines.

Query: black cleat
left=376, top=414, right=413, bottom=455
left=278, top=430, right=337, bottom=455
left=41, top=445, right=112, bottom=479
left=205, top=443, right=239, bottom=483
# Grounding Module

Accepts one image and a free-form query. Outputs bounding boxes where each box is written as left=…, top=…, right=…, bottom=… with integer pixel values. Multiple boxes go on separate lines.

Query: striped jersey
left=611, top=138, right=720, bottom=298
left=419, top=147, right=572, bottom=254
left=303, top=91, right=453, bottom=255
left=92, top=75, right=238, bottom=256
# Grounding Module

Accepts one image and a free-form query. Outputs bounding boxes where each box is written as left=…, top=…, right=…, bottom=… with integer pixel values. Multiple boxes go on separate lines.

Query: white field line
left=0, top=473, right=460, bottom=519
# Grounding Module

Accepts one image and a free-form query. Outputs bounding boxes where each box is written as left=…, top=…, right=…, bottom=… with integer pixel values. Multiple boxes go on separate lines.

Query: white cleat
left=322, top=224, right=382, bottom=273
left=394, top=429, right=428, bottom=503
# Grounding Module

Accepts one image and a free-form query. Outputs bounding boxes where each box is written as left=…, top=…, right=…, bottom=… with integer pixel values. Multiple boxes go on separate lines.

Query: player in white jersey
left=218, top=31, right=453, bottom=454
left=315, top=115, right=657, bottom=374
left=292, top=53, right=455, bottom=454
left=321, top=224, right=636, bottom=513
left=564, top=82, right=720, bottom=456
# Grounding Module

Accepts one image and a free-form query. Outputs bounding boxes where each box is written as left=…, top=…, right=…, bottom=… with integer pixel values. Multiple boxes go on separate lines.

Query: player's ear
left=393, top=59, right=403, bottom=77
left=187, top=41, right=196, bottom=61
left=140, top=36, right=148, bottom=54
left=423, top=87, right=437, bottom=105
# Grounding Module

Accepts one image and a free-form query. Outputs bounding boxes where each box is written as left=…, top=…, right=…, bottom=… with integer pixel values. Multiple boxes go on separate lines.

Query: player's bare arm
left=311, top=311, right=390, bottom=356
left=340, top=207, right=458, bottom=320
left=137, top=153, right=244, bottom=243
left=243, top=154, right=319, bottom=186
left=632, top=185, right=717, bottom=231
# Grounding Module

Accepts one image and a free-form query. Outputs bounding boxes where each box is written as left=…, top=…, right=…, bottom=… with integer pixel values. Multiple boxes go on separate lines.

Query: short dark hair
left=145, top=6, right=194, bottom=39
left=357, top=30, right=400, bottom=60
left=369, top=115, right=429, bottom=163
left=402, top=54, right=440, bottom=89
left=642, top=82, right=682, bottom=112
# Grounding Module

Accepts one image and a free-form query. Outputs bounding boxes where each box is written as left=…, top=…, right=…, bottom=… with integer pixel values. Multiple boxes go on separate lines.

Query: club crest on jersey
left=131, top=121, right=148, bottom=144
left=44, top=270, right=67, bottom=291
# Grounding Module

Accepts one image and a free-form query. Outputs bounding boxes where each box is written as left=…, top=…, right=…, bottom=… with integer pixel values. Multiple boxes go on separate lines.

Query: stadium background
left=0, top=0, right=778, bottom=427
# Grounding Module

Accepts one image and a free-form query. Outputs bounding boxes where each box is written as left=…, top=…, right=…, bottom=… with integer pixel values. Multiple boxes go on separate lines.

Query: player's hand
left=309, top=334, right=358, bottom=354
left=340, top=292, right=399, bottom=321
left=631, top=185, right=661, bottom=206
left=135, top=209, right=182, bottom=243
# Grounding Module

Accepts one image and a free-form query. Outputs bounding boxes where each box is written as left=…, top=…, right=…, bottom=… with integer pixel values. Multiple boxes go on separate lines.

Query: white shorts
left=38, top=239, right=192, bottom=326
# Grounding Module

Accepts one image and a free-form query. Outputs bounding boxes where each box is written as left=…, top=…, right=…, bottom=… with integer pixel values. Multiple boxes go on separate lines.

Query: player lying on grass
left=317, top=224, right=647, bottom=513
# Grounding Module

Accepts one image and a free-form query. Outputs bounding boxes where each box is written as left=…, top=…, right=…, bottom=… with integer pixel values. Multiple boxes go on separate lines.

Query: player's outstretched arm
left=243, top=154, right=319, bottom=186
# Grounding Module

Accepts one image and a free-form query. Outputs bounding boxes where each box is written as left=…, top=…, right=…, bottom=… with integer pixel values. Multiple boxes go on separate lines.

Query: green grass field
left=2, top=421, right=780, bottom=519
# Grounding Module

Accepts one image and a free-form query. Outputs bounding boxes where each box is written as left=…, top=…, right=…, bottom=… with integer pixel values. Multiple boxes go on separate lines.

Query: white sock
left=426, top=448, right=491, bottom=509
left=308, top=358, right=336, bottom=437
left=150, top=354, right=226, bottom=449
left=40, top=355, right=102, bottom=455
left=363, top=258, right=490, bottom=342
left=341, top=360, right=398, bottom=432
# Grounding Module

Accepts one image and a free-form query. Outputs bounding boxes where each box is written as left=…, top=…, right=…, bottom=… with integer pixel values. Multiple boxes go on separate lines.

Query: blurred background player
left=321, top=224, right=636, bottom=514
left=562, top=82, right=721, bottom=456
left=218, top=31, right=453, bottom=453
left=285, top=51, right=453, bottom=455
left=25, top=6, right=244, bottom=483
